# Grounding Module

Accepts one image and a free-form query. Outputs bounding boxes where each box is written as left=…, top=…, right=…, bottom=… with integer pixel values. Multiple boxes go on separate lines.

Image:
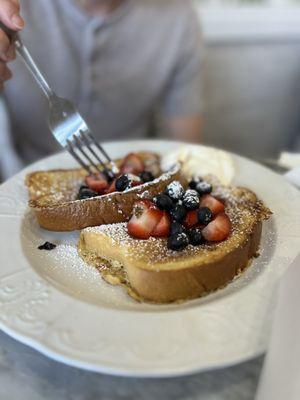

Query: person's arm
left=0, top=0, right=24, bottom=90
left=161, top=3, right=204, bottom=143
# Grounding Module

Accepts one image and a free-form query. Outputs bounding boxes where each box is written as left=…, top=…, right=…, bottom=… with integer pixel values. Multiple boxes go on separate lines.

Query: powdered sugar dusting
left=84, top=181, right=270, bottom=267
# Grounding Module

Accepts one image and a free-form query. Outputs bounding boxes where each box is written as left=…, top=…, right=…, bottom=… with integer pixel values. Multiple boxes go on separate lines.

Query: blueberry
left=102, top=168, right=115, bottom=183
left=38, top=242, right=56, bottom=251
left=167, top=233, right=189, bottom=251
left=154, top=193, right=174, bottom=211
left=188, top=228, right=203, bottom=246
left=139, top=171, right=154, bottom=183
left=197, top=207, right=213, bottom=225
left=196, top=181, right=212, bottom=195
left=170, top=222, right=185, bottom=236
left=116, top=175, right=130, bottom=191
left=182, top=190, right=200, bottom=210
left=78, top=187, right=98, bottom=200
left=165, top=181, right=185, bottom=201
left=189, top=177, right=203, bottom=190
left=170, top=204, right=187, bottom=223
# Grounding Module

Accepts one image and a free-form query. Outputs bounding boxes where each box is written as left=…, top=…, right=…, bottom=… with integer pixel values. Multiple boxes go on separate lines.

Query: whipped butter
left=162, top=146, right=235, bottom=186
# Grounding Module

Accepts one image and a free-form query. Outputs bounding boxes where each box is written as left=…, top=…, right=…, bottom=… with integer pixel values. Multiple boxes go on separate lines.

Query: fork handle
left=0, top=22, right=54, bottom=99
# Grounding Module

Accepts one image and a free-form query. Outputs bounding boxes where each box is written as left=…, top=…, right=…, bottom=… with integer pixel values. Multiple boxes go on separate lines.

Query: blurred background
left=198, top=0, right=300, bottom=158
left=0, top=0, right=300, bottom=181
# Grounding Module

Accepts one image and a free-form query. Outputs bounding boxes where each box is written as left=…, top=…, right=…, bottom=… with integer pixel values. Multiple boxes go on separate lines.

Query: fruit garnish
left=188, top=177, right=203, bottom=190
left=85, top=173, right=109, bottom=193
left=187, top=228, right=203, bottom=246
left=120, top=153, right=145, bottom=175
left=170, top=222, right=185, bottom=236
left=154, top=193, right=174, bottom=211
left=200, top=195, right=225, bottom=216
left=127, top=201, right=162, bottom=240
left=183, top=210, right=198, bottom=229
left=78, top=186, right=98, bottom=200
left=182, top=189, right=200, bottom=210
left=197, top=207, right=213, bottom=226
left=139, top=171, right=154, bottom=183
left=38, top=242, right=56, bottom=251
left=170, top=204, right=187, bottom=223
left=115, top=175, right=130, bottom=192
left=195, top=181, right=212, bottom=195
left=167, top=232, right=189, bottom=251
left=152, top=211, right=171, bottom=237
left=106, top=179, right=117, bottom=194
left=165, top=181, right=185, bottom=201
left=202, top=213, right=231, bottom=242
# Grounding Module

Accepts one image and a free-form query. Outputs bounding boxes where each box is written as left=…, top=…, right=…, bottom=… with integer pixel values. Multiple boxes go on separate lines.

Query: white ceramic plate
left=0, top=140, right=300, bottom=378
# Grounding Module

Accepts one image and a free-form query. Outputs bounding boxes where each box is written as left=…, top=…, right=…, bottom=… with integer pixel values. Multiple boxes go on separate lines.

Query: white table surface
left=0, top=331, right=263, bottom=400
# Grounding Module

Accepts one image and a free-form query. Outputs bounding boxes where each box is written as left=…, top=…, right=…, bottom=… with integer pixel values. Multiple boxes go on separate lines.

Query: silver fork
left=4, top=25, right=118, bottom=177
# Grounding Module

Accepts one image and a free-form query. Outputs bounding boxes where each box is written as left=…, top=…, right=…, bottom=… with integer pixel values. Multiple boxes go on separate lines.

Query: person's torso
left=4, top=0, right=193, bottom=163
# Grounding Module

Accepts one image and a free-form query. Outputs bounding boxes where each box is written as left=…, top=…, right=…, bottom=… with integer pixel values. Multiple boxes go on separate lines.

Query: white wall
left=202, top=41, right=300, bottom=158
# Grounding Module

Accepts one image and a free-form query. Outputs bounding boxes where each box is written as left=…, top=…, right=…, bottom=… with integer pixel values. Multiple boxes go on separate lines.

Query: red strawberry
left=105, top=179, right=117, bottom=194
left=152, top=211, right=171, bottom=237
left=85, top=173, right=109, bottom=193
left=120, top=153, right=145, bottom=175
left=183, top=210, right=198, bottom=229
left=202, top=213, right=231, bottom=242
left=128, top=201, right=162, bottom=239
left=200, top=195, right=225, bottom=216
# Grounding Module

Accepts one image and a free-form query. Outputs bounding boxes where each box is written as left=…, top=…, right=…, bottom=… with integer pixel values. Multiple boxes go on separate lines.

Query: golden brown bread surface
left=79, top=185, right=271, bottom=303
left=26, top=152, right=182, bottom=231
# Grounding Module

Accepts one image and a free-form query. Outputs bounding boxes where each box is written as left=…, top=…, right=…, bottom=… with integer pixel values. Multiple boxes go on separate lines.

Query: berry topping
left=189, top=177, right=203, bottom=190
left=182, top=190, right=200, bottom=210
left=200, top=195, right=225, bottom=216
left=78, top=186, right=98, bottom=200
left=165, top=181, right=184, bottom=201
left=183, top=210, right=199, bottom=229
left=154, top=193, right=174, bottom=211
left=170, top=222, right=186, bottom=236
left=106, top=179, right=117, bottom=194
left=85, top=173, right=109, bottom=193
left=202, top=213, right=231, bottom=242
left=38, top=242, right=56, bottom=251
left=187, top=228, right=203, bottom=246
left=170, top=204, right=187, bottom=223
left=120, top=153, right=145, bottom=175
left=197, top=207, right=213, bottom=225
left=196, top=181, right=213, bottom=196
left=128, top=200, right=162, bottom=240
left=115, top=175, right=130, bottom=192
left=139, top=171, right=154, bottom=183
left=152, top=211, right=171, bottom=237
left=167, top=232, right=189, bottom=251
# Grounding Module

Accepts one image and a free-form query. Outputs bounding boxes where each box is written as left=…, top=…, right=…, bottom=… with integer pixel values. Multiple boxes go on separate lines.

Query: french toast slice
left=79, top=185, right=271, bottom=303
left=26, top=152, right=182, bottom=231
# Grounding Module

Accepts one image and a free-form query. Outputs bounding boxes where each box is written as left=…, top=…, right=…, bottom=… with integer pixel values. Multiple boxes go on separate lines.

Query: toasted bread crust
left=124, top=221, right=262, bottom=302
left=26, top=152, right=182, bottom=231
left=79, top=185, right=271, bottom=303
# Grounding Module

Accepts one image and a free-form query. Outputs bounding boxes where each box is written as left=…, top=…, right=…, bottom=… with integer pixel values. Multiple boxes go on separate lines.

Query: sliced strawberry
left=120, top=153, right=145, bottom=175
left=183, top=210, right=199, bottom=229
left=85, top=173, right=109, bottom=193
left=202, top=213, right=231, bottom=242
left=128, top=201, right=162, bottom=239
left=106, top=179, right=117, bottom=194
left=130, top=180, right=142, bottom=188
left=200, top=195, right=225, bottom=216
left=152, top=211, right=171, bottom=237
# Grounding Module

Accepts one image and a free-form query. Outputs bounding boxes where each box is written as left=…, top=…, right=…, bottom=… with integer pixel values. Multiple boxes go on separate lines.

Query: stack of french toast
left=26, top=150, right=271, bottom=303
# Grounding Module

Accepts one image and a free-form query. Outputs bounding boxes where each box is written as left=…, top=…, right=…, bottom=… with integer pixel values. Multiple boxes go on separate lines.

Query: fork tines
left=67, top=130, right=119, bottom=177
